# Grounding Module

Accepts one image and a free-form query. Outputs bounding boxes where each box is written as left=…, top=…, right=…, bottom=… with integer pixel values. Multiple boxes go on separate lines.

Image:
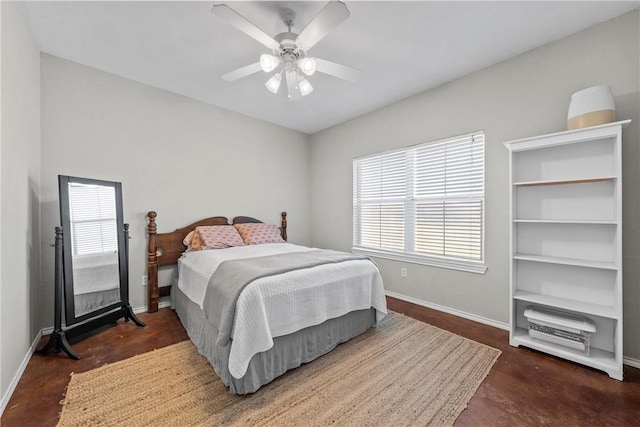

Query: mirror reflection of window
left=69, top=183, right=117, bottom=255
left=68, top=183, right=120, bottom=317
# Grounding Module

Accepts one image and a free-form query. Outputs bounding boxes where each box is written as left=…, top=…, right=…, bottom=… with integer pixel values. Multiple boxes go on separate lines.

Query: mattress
left=72, top=252, right=121, bottom=316
left=178, top=243, right=316, bottom=308
left=72, top=252, right=120, bottom=294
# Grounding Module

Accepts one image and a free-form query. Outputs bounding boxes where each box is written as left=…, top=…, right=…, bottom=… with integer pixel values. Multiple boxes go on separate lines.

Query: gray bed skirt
left=171, top=285, right=376, bottom=394
left=74, top=288, right=120, bottom=318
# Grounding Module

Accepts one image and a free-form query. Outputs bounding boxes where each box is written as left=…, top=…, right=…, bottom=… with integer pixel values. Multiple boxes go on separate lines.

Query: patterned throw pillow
left=183, top=230, right=195, bottom=247
left=234, top=223, right=285, bottom=245
left=190, top=225, right=245, bottom=250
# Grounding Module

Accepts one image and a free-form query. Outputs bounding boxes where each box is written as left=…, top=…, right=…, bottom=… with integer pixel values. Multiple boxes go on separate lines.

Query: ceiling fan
left=211, top=1, right=360, bottom=100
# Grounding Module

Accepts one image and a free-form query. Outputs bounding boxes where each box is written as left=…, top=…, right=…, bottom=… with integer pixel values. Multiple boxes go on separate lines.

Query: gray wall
left=39, top=55, right=311, bottom=330
left=309, top=11, right=640, bottom=358
left=0, top=2, right=41, bottom=410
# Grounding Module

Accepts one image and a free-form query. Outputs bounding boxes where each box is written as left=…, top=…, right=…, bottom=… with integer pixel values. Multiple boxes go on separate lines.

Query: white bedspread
left=72, top=252, right=120, bottom=294
left=178, top=243, right=387, bottom=378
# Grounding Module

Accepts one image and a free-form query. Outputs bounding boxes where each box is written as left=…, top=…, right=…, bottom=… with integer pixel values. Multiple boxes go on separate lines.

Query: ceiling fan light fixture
left=265, top=73, right=282, bottom=94
left=260, top=54, right=281, bottom=73
left=298, top=58, right=317, bottom=76
left=298, top=78, right=314, bottom=96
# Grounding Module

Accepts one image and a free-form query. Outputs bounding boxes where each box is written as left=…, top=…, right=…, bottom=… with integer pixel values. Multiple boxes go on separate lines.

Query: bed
left=146, top=211, right=387, bottom=394
left=72, top=252, right=120, bottom=317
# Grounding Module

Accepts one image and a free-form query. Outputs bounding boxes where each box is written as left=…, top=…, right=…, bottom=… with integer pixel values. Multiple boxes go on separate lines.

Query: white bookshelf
left=504, top=120, right=630, bottom=381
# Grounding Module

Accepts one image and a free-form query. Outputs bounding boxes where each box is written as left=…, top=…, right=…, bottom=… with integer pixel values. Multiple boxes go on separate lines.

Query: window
left=68, top=183, right=118, bottom=256
left=353, top=131, right=485, bottom=273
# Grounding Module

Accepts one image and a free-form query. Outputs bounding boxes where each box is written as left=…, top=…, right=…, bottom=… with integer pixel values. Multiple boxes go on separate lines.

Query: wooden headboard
left=146, top=211, right=288, bottom=313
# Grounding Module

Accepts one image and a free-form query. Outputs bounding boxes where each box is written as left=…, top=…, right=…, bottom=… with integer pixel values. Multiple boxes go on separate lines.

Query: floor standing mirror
left=38, top=175, right=145, bottom=359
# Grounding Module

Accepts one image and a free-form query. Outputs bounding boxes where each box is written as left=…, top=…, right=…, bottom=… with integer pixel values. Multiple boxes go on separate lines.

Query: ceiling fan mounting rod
left=280, top=9, right=296, bottom=33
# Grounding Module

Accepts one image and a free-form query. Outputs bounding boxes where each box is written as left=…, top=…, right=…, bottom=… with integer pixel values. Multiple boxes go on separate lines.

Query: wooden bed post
left=281, top=211, right=287, bottom=241
left=147, top=211, right=159, bottom=313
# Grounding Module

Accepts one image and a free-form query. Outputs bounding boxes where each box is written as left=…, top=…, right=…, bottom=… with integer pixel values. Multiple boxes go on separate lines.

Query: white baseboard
left=624, top=356, right=640, bottom=369
left=385, top=290, right=510, bottom=331
left=133, top=300, right=171, bottom=314
left=386, top=290, right=640, bottom=370
left=0, top=329, right=45, bottom=417
left=0, top=300, right=172, bottom=417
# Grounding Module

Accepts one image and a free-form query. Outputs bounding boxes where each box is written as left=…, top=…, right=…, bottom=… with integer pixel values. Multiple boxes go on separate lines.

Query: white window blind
left=353, top=131, right=485, bottom=273
left=68, top=183, right=118, bottom=256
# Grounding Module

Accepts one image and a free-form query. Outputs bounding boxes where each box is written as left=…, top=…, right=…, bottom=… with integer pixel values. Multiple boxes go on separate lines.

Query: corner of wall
left=0, top=0, right=42, bottom=416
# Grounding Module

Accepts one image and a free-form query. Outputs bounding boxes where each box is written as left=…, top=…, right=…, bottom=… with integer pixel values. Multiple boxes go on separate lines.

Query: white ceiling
left=23, top=1, right=639, bottom=134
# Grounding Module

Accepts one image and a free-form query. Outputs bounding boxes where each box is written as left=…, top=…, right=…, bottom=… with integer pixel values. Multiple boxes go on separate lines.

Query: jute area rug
left=57, top=312, right=500, bottom=427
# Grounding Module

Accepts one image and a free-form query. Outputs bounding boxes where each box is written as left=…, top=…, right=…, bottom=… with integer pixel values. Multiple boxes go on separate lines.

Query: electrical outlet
left=400, top=268, right=407, bottom=278
left=142, top=275, right=148, bottom=286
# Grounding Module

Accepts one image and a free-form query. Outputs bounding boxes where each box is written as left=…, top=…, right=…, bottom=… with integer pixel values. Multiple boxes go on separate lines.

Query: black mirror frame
left=58, top=175, right=128, bottom=325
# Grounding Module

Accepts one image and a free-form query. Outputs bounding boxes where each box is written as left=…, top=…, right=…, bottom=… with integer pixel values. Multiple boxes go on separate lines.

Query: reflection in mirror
left=67, top=182, right=121, bottom=317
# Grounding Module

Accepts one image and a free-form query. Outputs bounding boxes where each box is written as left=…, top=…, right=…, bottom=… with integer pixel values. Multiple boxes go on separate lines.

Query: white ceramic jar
left=567, top=85, right=615, bottom=130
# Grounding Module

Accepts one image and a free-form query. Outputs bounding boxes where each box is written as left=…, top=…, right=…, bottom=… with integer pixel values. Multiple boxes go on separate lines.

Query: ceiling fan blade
left=221, top=62, right=262, bottom=82
left=314, top=58, right=361, bottom=82
left=211, top=4, right=280, bottom=50
left=285, top=71, right=302, bottom=101
left=295, top=1, right=350, bottom=50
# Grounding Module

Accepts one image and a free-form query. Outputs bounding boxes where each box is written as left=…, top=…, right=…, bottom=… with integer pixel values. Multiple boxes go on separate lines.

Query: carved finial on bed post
left=281, top=211, right=288, bottom=242
left=147, top=211, right=159, bottom=313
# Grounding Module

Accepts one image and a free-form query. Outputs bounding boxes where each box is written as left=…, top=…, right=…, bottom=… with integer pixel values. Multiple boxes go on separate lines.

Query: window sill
left=352, top=247, right=487, bottom=274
